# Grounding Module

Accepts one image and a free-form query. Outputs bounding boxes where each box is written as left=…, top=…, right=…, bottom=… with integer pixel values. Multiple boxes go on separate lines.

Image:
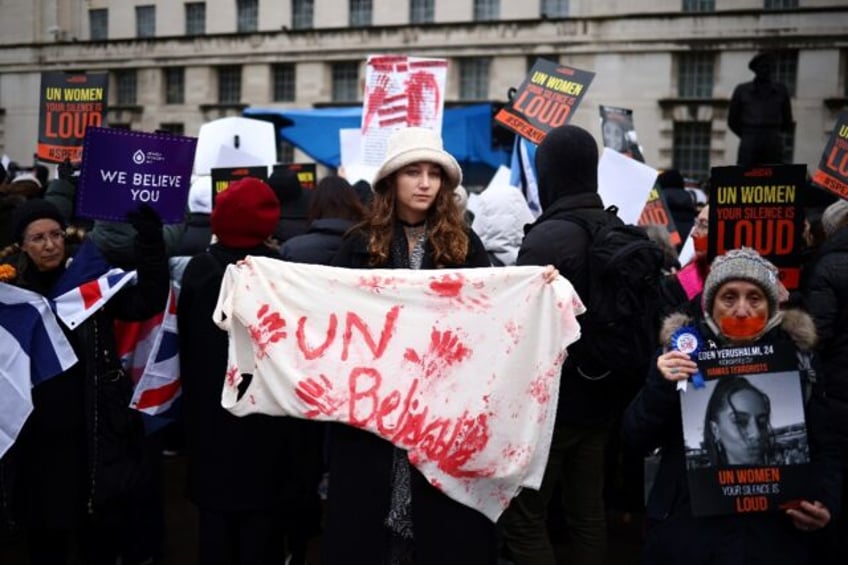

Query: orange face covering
left=693, top=235, right=708, bottom=254
left=719, top=314, right=768, bottom=341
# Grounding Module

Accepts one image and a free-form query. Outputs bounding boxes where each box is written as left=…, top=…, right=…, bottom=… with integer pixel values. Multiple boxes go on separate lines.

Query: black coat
left=174, top=212, right=211, bottom=256
left=2, top=235, right=169, bottom=531
left=517, top=191, right=633, bottom=425
left=177, top=243, right=295, bottom=511
left=279, top=218, right=355, bottom=265
left=322, top=227, right=497, bottom=565
left=622, top=311, right=841, bottom=565
left=801, top=226, right=848, bottom=447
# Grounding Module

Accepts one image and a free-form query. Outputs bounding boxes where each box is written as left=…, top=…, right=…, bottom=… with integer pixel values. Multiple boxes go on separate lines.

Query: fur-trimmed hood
left=659, top=308, right=817, bottom=352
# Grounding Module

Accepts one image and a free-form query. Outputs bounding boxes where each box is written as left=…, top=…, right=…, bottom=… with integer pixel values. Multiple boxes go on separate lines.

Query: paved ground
left=1, top=453, right=644, bottom=564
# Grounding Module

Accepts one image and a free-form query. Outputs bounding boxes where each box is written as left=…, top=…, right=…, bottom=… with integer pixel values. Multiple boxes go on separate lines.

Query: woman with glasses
left=1, top=198, right=169, bottom=565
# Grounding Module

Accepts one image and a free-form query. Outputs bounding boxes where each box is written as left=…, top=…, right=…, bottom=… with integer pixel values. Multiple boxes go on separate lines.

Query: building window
left=678, top=52, right=714, bottom=98
left=350, top=0, right=373, bottom=27
left=272, top=64, right=296, bottom=102
left=292, top=0, right=314, bottom=29
left=332, top=62, right=360, bottom=103
left=89, top=9, right=108, bottom=40
left=473, top=0, right=500, bottom=21
left=158, top=123, right=185, bottom=135
left=682, top=0, right=714, bottom=11
left=185, top=3, right=206, bottom=35
left=164, top=68, right=185, bottom=104
left=540, top=0, right=569, bottom=17
left=237, top=0, right=258, bottom=33
left=764, top=0, right=798, bottom=9
left=772, top=50, right=798, bottom=97
left=459, top=58, right=490, bottom=100
left=218, top=66, right=242, bottom=104
left=673, top=122, right=711, bottom=181
left=115, top=70, right=138, bottom=105
left=410, top=0, right=435, bottom=23
left=136, top=5, right=156, bottom=38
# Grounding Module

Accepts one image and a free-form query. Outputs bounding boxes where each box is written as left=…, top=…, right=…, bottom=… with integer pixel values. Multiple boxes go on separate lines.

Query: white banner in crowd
left=361, top=55, right=448, bottom=166
left=597, top=147, right=659, bottom=225
left=214, top=258, right=585, bottom=521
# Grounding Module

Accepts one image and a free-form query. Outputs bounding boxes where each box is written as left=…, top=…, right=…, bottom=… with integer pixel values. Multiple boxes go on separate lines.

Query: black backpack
left=560, top=207, right=665, bottom=379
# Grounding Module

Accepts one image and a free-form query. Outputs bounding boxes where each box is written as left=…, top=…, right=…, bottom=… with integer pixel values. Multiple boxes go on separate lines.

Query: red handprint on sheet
left=248, top=304, right=287, bottom=359
left=404, top=328, right=472, bottom=379
left=295, top=374, right=345, bottom=418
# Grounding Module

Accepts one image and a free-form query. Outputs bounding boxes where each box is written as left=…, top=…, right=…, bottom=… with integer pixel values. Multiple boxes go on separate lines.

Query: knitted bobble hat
left=702, top=247, right=782, bottom=326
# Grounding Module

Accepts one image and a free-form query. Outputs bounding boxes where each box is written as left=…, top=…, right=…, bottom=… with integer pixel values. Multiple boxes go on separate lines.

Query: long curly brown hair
left=363, top=167, right=469, bottom=267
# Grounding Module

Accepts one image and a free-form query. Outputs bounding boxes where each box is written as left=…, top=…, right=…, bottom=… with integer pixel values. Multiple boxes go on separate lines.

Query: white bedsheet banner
left=214, top=258, right=585, bottom=521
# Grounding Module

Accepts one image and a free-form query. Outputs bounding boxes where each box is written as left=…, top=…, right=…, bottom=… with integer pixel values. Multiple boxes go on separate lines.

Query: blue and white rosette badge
left=670, top=326, right=705, bottom=390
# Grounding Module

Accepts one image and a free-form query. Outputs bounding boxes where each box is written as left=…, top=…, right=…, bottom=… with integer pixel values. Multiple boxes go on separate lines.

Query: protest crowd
left=1, top=50, right=847, bottom=565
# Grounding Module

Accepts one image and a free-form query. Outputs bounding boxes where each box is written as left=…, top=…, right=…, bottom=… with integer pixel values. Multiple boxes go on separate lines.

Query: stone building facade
left=0, top=0, right=846, bottom=181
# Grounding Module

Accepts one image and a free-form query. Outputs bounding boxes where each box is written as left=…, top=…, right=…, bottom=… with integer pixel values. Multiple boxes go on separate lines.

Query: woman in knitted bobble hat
left=622, top=247, right=839, bottom=565
left=178, top=177, right=293, bottom=565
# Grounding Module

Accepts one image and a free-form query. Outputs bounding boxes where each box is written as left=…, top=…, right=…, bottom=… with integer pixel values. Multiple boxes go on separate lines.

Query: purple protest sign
left=77, top=127, right=197, bottom=224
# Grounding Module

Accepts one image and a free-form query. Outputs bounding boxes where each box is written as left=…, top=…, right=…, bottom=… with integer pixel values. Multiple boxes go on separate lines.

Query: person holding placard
left=623, top=248, right=840, bottom=564
left=1, top=199, right=169, bottom=565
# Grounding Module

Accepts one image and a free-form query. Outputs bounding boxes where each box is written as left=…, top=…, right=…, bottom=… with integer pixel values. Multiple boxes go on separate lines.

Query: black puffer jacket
left=801, top=226, right=848, bottom=445
left=518, top=192, right=634, bottom=425
left=279, top=218, right=355, bottom=265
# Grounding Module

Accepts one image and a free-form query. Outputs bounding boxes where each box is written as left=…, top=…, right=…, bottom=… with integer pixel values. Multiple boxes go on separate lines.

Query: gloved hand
left=126, top=203, right=163, bottom=244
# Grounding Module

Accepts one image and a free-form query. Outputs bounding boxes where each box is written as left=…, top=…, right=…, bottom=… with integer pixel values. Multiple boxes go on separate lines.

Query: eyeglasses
left=25, top=230, right=66, bottom=246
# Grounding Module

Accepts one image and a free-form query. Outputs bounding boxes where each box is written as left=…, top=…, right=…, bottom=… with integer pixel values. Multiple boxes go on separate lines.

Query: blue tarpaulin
left=243, top=104, right=509, bottom=172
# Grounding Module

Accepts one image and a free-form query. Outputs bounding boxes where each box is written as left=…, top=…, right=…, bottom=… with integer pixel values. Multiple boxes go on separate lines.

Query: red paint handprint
left=295, top=374, right=345, bottom=418
left=363, top=74, right=391, bottom=133
left=248, top=304, right=288, bottom=359
left=404, top=328, right=472, bottom=379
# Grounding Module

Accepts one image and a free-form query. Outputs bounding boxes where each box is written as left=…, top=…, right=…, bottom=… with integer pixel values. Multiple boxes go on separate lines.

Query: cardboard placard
left=682, top=343, right=810, bottom=517
left=494, top=59, right=594, bottom=145
left=638, top=186, right=682, bottom=246
left=211, top=166, right=269, bottom=207
left=599, top=105, right=644, bottom=162
left=811, top=111, right=848, bottom=199
left=361, top=55, right=448, bottom=166
left=77, top=127, right=196, bottom=224
left=37, top=71, right=108, bottom=164
left=708, top=165, right=805, bottom=289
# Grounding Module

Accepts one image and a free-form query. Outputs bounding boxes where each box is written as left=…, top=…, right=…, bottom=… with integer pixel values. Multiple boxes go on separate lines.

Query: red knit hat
left=211, top=177, right=280, bottom=248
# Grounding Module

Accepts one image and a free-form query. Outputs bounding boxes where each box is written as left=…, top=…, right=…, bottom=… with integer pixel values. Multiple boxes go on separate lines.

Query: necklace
left=400, top=218, right=426, bottom=240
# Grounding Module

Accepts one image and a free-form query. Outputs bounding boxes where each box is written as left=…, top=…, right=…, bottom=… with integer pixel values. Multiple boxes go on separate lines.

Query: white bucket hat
left=372, top=127, right=462, bottom=193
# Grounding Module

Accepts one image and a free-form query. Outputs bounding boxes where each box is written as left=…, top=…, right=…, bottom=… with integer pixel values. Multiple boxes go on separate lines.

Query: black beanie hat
left=12, top=199, right=66, bottom=244
left=534, top=125, right=599, bottom=210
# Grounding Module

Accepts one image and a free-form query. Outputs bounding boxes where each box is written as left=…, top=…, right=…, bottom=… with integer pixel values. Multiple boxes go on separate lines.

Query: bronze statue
left=728, top=52, right=793, bottom=167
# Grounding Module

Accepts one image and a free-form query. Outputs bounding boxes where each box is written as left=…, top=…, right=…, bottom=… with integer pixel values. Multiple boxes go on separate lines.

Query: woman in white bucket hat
left=326, top=127, right=497, bottom=564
